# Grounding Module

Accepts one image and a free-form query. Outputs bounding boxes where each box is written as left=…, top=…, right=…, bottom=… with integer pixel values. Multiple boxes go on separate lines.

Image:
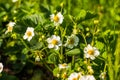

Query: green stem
left=16, top=0, right=21, bottom=8
left=72, top=56, right=75, bottom=68
left=67, top=0, right=71, bottom=14
left=60, top=27, right=64, bottom=63
left=59, top=25, right=68, bottom=63
left=103, top=63, right=107, bottom=72
left=107, top=45, right=114, bottom=80
left=69, top=15, right=76, bottom=25
left=40, top=47, right=48, bottom=52
left=42, top=43, right=49, bottom=54
left=91, top=25, right=97, bottom=46
left=107, top=53, right=114, bottom=80
left=42, top=60, right=53, bottom=73
left=20, top=38, right=30, bottom=50
left=87, top=58, right=91, bottom=66
left=81, top=32, right=87, bottom=46
left=29, top=59, right=53, bottom=73
left=114, top=33, right=120, bottom=80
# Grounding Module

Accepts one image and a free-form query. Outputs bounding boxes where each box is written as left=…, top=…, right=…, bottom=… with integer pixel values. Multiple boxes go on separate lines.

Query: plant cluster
left=0, top=0, right=120, bottom=80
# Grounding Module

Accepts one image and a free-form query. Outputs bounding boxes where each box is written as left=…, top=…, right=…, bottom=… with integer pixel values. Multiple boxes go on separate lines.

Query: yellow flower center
left=62, top=63, right=67, bottom=67
left=62, top=73, right=67, bottom=79
left=8, top=26, right=13, bottom=32
left=88, top=49, right=94, bottom=55
left=68, top=38, right=74, bottom=44
left=27, top=31, right=32, bottom=37
left=53, top=15, right=59, bottom=22
left=72, top=78, right=77, bottom=80
left=52, top=39, right=58, bottom=45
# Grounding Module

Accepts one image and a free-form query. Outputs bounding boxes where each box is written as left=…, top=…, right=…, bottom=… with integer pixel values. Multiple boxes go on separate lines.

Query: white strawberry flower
left=80, top=75, right=96, bottom=80
left=84, top=44, right=100, bottom=60
left=65, top=34, right=79, bottom=49
left=68, top=72, right=79, bottom=80
left=50, top=12, right=64, bottom=26
left=68, top=72, right=82, bottom=80
left=23, top=27, right=34, bottom=41
left=59, top=63, right=68, bottom=70
left=47, top=35, right=62, bottom=50
left=0, top=63, right=3, bottom=73
left=5, top=22, right=15, bottom=34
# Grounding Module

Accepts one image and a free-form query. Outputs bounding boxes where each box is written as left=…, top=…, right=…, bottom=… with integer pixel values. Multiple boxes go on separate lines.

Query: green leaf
left=53, top=67, right=59, bottom=77
left=48, top=53, right=58, bottom=64
left=30, top=41, right=43, bottom=50
left=85, top=11, right=97, bottom=20
left=95, top=41, right=104, bottom=50
left=14, top=14, right=44, bottom=34
left=0, top=11, right=6, bottom=18
left=22, top=48, right=29, bottom=54
left=66, top=48, right=81, bottom=56
left=76, top=9, right=86, bottom=19
left=76, top=11, right=97, bottom=23
left=0, top=73, right=19, bottom=80
left=102, top=52, right=107, bottom=59
left=0, top=39, right=3, bottom=47
left=6, top=41, right=15, bottom=47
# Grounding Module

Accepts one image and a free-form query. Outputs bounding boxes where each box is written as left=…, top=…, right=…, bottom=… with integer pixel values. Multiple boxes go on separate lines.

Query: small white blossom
left=59, top=63, right=68, bottom=69
left=12, top=0, right=18, bottom=3
left=50, top=12, right=64, bottom=26
left=65, top=34, right=79, bottom=49
left=80, top=75, right=96, bottom=80
left=99, top=72, right=106, bottom=80
left=23, top=27, right=34, bottom=41
left=84, top=44, right=100, bottom=60
left=68, top=72, right=79, bottom=80
left=47, top=35, right=62, bottom=50
left=5, top=22, right=15, bottom=34
left=73, top=28, right=79, bottom=34
left=35, top=56, right=40, bottom=62
left=68, top=72, right=82, bottom=80
left=0, top=63, right=3, bottom=73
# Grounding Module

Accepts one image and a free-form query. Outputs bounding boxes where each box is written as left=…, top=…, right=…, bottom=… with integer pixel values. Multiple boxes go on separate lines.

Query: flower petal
left=23, top=35, right=27, bottom=39
left=48, top=44, right=54, bottom=48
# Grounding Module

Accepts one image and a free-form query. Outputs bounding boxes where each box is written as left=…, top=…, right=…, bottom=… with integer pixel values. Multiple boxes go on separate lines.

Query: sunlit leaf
left=53, top=67, right=59, bottom=77
left=66, top=48, right=81, bottom=56
left=95, top=41, right=104, bottom=50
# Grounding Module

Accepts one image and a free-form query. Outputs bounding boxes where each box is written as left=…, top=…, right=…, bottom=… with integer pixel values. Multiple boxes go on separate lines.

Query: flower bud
left=73, top=28, right=79, bottom=34
left=11, top=33, right=17, bottom=39
left=62, top=72, right=67, bottom=79
left=35, top=56, right=40, bottom=61
left=94, top=20, right=99, bottom=24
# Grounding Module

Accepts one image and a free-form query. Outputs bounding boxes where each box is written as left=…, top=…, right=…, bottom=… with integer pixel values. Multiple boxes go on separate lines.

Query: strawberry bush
left=0, top=0, right=120, bottom=80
